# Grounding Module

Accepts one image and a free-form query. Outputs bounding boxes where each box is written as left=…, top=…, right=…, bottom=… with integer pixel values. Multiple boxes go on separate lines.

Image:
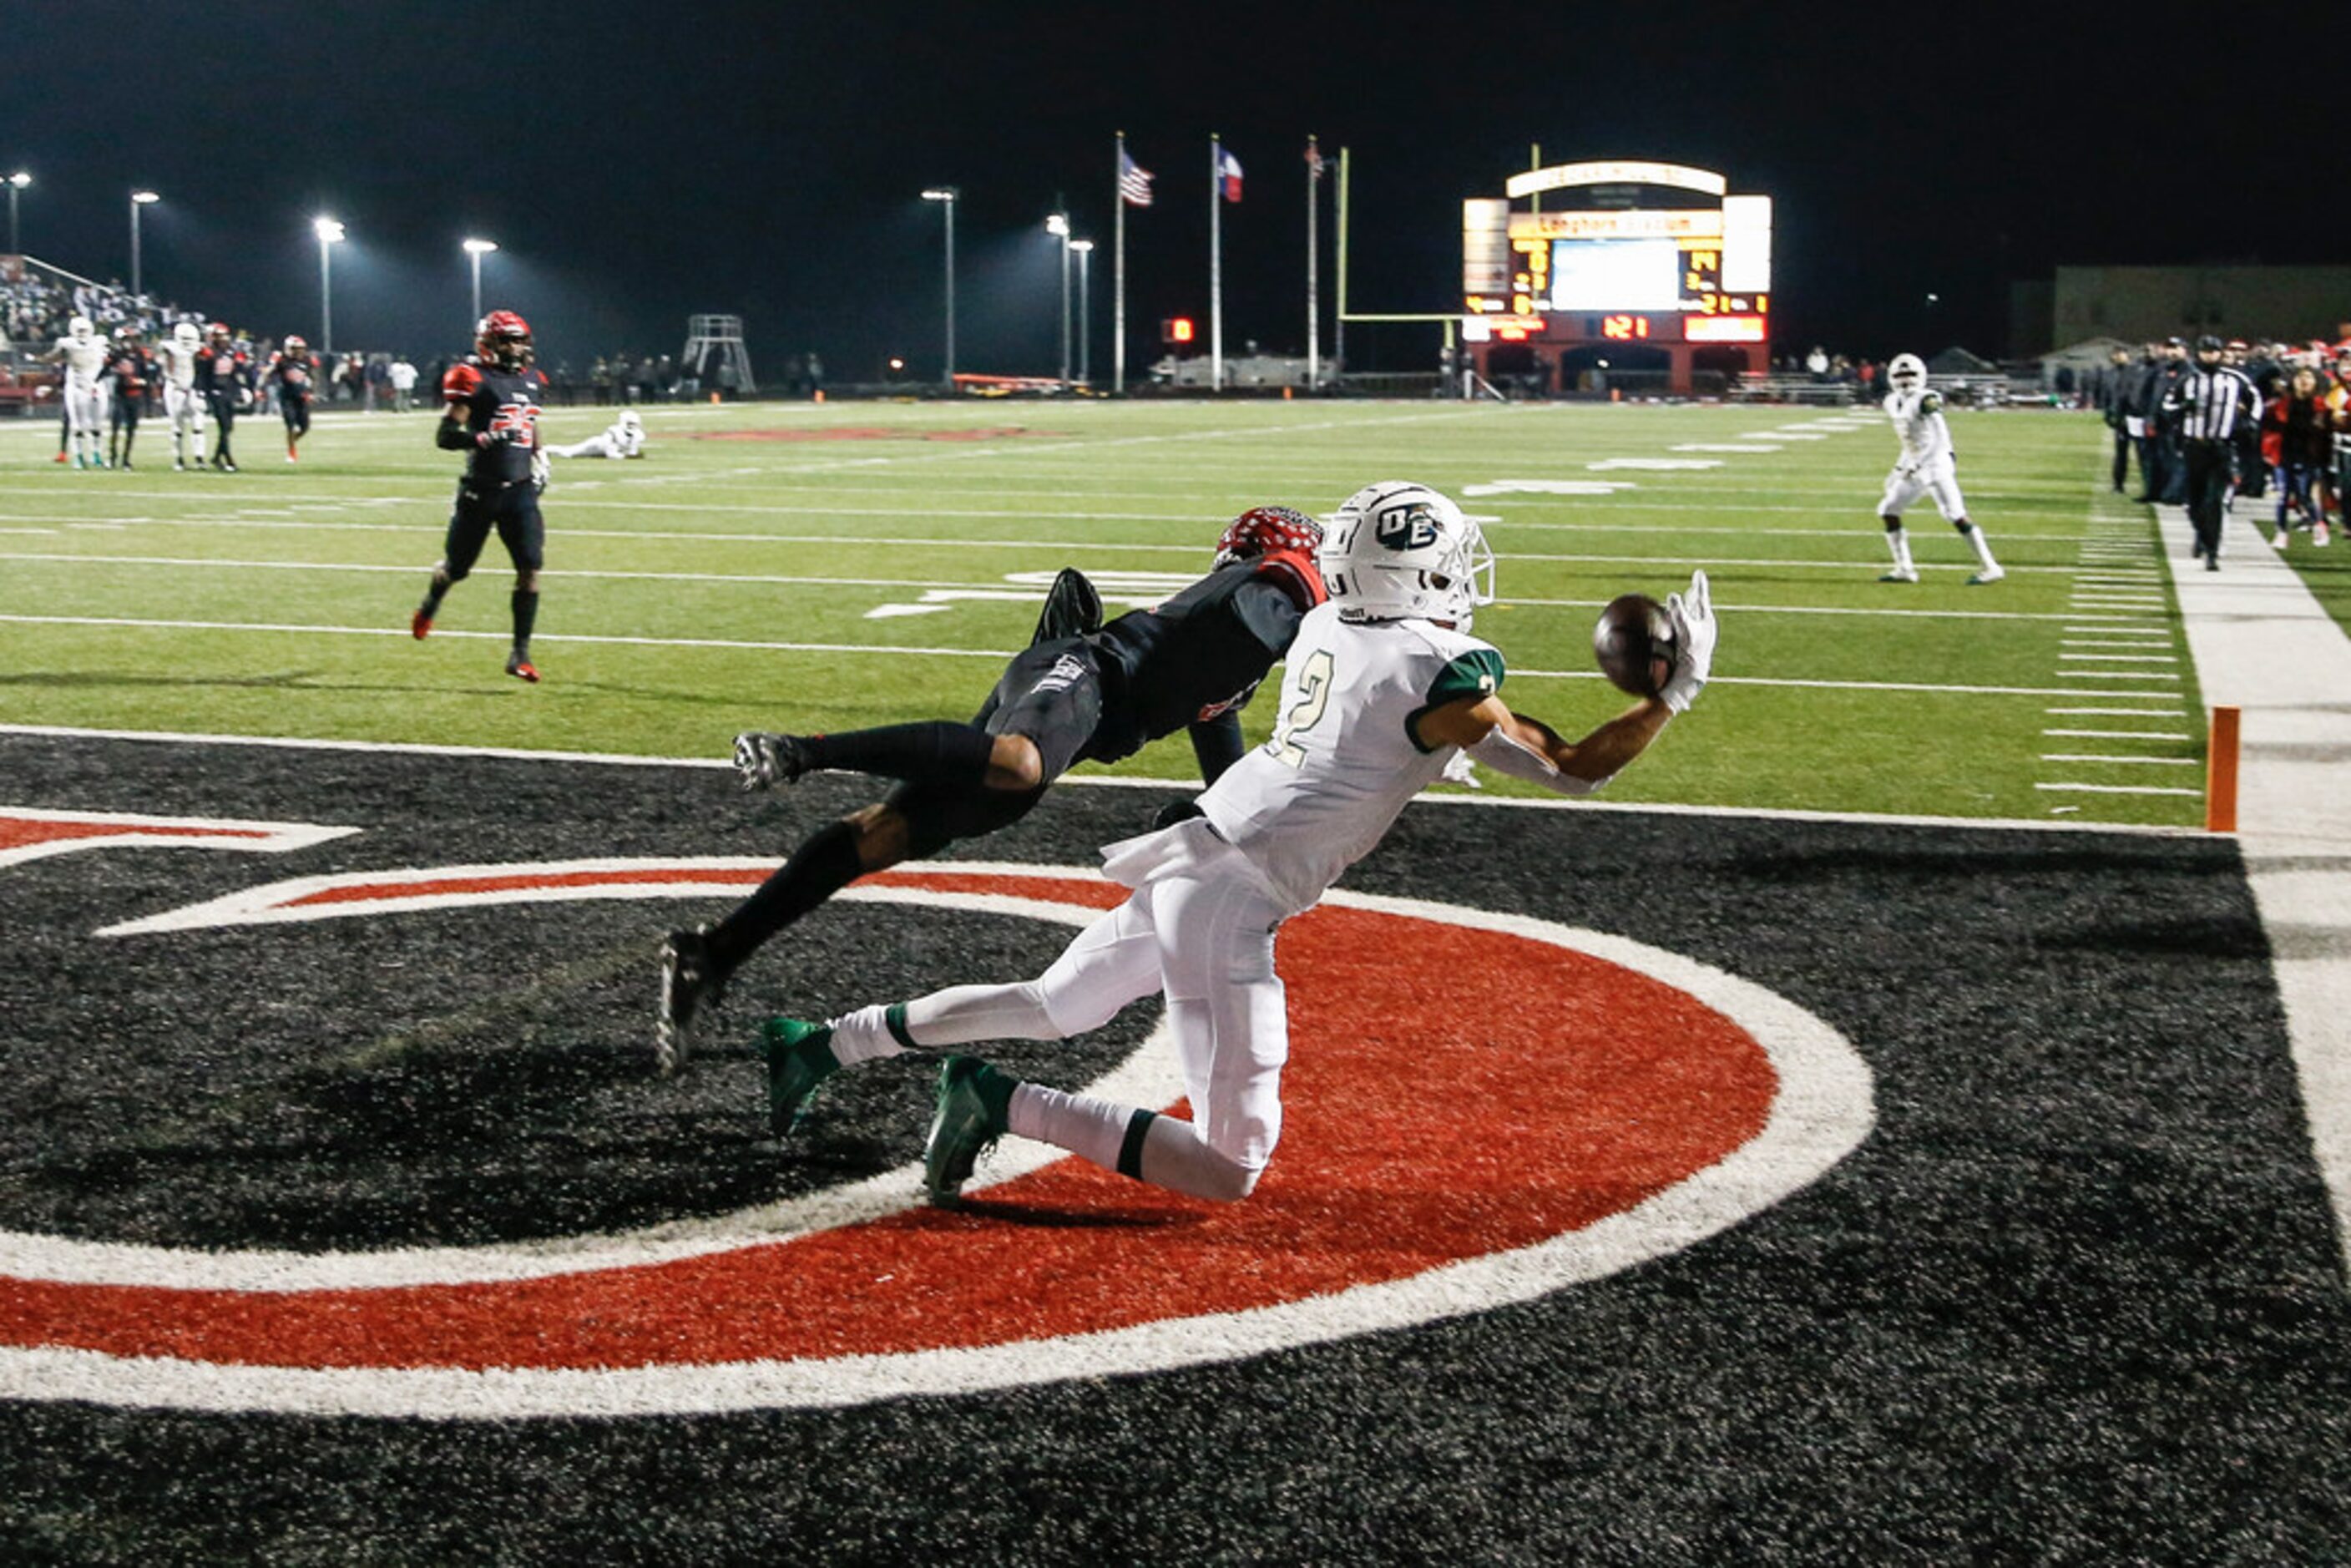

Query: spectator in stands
left=389, top=356, right=417, bottom=412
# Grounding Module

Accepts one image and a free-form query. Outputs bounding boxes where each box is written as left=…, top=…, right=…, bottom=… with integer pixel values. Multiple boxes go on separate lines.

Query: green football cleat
left=761, top=1018, right=840, bottom=1139
left=923, top=1055, right=1012, bottom=1207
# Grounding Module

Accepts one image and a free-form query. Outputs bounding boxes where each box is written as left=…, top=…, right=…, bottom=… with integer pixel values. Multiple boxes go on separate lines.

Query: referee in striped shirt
left=2162, top=334, right=2262, bottom=570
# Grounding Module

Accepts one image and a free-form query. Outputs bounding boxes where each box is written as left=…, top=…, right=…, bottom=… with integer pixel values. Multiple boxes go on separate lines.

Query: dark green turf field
left=0, top=397, right=2203, bottom=826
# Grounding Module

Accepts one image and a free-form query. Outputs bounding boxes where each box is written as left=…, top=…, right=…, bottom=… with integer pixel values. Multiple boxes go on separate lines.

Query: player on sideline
left=1874, top=352, right=2003, bottom=584
left=43, top=315, right=109, bottom=469
left=547, top=407, right=646, bottom=459
left=409, top=311, right=549, bottom=684
left=757, top=483, right=1716, bottom=1206
left=154, top=321, right=207, bottom=472
left=267, top=335, right=321, bottom=462
left=655, top=506, right=1328, bottom=1075
left=195, top=323, right=253, bottom=472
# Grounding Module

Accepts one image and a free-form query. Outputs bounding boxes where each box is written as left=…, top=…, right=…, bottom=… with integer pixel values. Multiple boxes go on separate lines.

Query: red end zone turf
left=0, top=873, right=1776, bottom=1371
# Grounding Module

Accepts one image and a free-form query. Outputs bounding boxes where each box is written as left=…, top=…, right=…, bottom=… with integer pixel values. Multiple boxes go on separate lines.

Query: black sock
left=801, top=721, right=993, bottom=788
left=510, top=588, right=539, bottom=651
left=420, top=571, right=450, bottom=616
left=705, top=818, right=864, bottom=972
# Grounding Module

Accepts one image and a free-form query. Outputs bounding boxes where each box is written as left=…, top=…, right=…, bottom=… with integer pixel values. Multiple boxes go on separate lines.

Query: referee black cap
left=2195, top=334, right=2224, bottom=352
left=2166, top=335, right=2187, bottom=347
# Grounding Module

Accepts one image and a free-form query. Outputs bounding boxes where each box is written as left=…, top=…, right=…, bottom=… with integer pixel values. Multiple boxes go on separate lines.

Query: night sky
left=8, top=2, right=2343, bottom=379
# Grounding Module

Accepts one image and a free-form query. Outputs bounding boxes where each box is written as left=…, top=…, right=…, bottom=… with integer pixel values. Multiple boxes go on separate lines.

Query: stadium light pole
left=129, top=190, right=159, bottom=301
left=1046, top=210, right=1071, bottom=387
left=8, top=172, right=32, bottom=255
left=1069, top=238, right=1095, bottom=387
left=921, top=186, right=957, bottom=389
left=463, top=237, right=498, bottom=329
left=313, top=216, right=346, bottom=357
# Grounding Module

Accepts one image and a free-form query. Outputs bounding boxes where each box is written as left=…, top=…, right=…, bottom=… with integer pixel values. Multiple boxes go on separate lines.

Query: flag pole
left=1115, top=131, right=1128, bottom=396
left=1306, top=134, right=1321, bottom=392
left=1210, top=133, right=1224, bottom=392
left=1335, top=146, right=1348, bottom=381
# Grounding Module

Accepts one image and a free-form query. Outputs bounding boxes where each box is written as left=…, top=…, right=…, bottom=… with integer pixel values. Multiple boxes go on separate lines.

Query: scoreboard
left=1460, top=159, right=1772, bottom=391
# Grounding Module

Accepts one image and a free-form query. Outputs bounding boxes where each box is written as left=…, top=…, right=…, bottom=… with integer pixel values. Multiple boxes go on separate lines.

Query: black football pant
left=205, top=392, right=237, bottom=464
left=2184, top=442, right=2233, bottom=559
left=2111, top=427, right=2131, bottom=492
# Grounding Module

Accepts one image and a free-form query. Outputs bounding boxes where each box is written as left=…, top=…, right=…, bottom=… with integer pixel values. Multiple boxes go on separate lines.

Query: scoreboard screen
left=1548, top=239, right=1681, bottom=311
left=1463, top=193, right=1771, bottom=323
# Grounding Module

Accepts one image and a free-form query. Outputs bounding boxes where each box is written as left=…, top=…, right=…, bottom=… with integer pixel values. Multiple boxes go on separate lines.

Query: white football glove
left=1659, top=569, right=1716, bottom=715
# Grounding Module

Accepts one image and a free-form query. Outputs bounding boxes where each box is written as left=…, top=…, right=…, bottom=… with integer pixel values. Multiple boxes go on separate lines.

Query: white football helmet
left=619, top=408, right=644, bottom=432
left=68, top=315, right=94, bottom=342
left=173, top=321, right=200, bottom=350
left=1887, top=352, right=1927, bottom=392
left=1319, top=481, right=1495, bottom=626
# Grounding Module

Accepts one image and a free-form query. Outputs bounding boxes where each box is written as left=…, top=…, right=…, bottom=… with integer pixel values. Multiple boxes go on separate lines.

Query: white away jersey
left=54, top=335, right=109, bottom=385
left=1200, top=603, right=1504, bottom=914
left=155, top=340, right=201, bottom=390
left=1883, top=387, right=1954, bottom=468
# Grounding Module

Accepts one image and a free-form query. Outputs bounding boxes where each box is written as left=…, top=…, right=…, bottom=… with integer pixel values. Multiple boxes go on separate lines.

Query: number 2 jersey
left=1200, top=602, right=1503, bottom=915
left=441, top=357, right=546, bottom=486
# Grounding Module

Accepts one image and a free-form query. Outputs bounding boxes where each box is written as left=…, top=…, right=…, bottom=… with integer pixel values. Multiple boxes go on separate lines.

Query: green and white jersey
left=1883, top=386, right=1955, bottom=469
left=1201, top=602, right=1503, bottom=914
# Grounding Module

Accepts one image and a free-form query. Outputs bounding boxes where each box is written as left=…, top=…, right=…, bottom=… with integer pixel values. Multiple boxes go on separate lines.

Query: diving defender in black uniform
left=656, top=506, right=1328, bottom=1073
left=410, top=310, right=548, bottom=682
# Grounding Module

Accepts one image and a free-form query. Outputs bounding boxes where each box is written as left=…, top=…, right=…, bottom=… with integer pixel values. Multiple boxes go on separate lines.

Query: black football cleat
left=656, top=925, right=727, bottom=1075
left=734, top=731, right=813, bottom=791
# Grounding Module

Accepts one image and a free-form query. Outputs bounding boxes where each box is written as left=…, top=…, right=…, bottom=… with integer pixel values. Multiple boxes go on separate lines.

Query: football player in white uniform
left=1876, top=353, right=2004, bottom=584
left=44, top=315, right=110, bottom=469
left=758, top=482, right=1716, bottom=1207
left=154, top=321, right=208, bottom=472
left=547, top=407, right=646, bottom=459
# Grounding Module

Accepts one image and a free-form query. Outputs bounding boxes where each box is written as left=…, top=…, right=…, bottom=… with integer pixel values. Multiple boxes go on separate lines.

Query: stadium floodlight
left=313, top=217, right=346, bottom=357
left=1047, top=210, right=1071, bottom=385
left=129, top=190, right=159, bottom=301
left=8, top=171, right=32, bottom=255
left=1069, top=239, right=1095, bottom=386
left=921, top=187, right=958, bottom=387
left=463, top=237, right=498, bottom=328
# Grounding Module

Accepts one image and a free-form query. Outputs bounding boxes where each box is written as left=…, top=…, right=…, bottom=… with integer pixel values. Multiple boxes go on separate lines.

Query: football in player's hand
left=1593, top=593, right=1674, bottom=697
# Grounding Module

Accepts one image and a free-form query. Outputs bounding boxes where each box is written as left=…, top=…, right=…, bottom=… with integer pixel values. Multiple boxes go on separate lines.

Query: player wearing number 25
left=766, top=481, right=1718, bottom=1211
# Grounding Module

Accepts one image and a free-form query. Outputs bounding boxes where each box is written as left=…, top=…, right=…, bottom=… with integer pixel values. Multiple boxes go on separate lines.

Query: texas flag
left=1217, top=147, right=1243, bottom=203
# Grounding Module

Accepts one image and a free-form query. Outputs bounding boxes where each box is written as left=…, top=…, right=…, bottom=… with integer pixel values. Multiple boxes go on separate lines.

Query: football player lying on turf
left=546, top=407, right=646, bottom=459
left=761, top=482, right=1717, bottom=1207
left=655, top=506, right=1328, bottom=1075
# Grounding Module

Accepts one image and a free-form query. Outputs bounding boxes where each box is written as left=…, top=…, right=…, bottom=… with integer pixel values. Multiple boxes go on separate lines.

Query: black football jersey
left=196, top=348, right=250, bottom=397
left=1083, top=552, right=1325, bottom=763
left=442, top=358, right=546, bottom=485
left=270, top=354, right=319, bottom=399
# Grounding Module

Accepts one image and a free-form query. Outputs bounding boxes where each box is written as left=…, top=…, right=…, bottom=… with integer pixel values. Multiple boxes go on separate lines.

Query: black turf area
left=1, top=732, right=2345, bottom=1563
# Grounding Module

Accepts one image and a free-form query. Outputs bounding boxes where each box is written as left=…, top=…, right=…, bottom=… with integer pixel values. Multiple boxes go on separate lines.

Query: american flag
left=1118, top=147, right=1154, bottom=208
left=1305, top=140, right=1323, bottom=178
left=1217, top=148, right=1244, bottom=203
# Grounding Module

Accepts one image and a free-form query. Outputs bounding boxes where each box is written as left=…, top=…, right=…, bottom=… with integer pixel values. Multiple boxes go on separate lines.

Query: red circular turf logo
left=0, top=857, right=1873, bottom=1418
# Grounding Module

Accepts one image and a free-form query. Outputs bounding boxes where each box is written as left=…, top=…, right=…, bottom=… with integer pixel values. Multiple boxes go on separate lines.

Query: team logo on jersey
left=1373, top=503, right=1441, bottom=552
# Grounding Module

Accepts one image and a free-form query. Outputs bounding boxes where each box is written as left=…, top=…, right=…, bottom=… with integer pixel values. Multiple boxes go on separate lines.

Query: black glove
left=1150, top=797, right=1205, bottom=831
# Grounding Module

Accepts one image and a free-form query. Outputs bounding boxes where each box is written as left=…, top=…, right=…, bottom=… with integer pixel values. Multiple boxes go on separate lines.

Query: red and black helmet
left=475, top=310, right=533, bottom=369
left=284, top=334, right=307, bottom=354
left=1214, top=505, right=1322, bottom=568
